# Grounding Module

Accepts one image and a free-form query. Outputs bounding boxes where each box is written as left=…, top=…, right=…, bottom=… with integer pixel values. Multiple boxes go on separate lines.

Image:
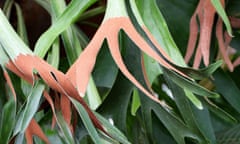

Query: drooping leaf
left=14, top=81, right=45, bottom=134
left=203, top=98, right=237, bottom=124
left=2, top=0, right=14, bottom=18
left=135, top=0, right=186, bottom=66
left=55, top=111, right=75, bottom=144
left=163, top=67, right=219, bottom=98
left=14, top=2, right=29, bottom=45
left=0, top=96, right=16, bottom=144
left=95, top=112, right=131, bottom=144
left=70, top=97, right=101, bottom=144
left=211, top=0, right=232, bottom=36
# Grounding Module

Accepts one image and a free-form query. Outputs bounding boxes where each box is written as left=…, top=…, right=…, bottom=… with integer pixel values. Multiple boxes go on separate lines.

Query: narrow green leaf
left=35, top=0, right=60, bottom=69
left=211, top=0, right=232, bottom=36
left=46, top=38, right=60, bottom=69
left=14, top=81, right=45, bottom=134
left=70, top=98, right=101, bottom=144
left=34, top=0, right=97, bottom=58
left=50, top=0, right=80, bottom=64
left=203, top=98, right=237, bottom=124
left=175, top=60, right=222, bottom=80
left=163, top=68, right=219, bottom=98
left=0, top=97, right=16, bottom=144
left=95, top=113, right=131, bottom=144
left=14, top=2, right=29, bottom=45
left=73, top=26, right=89, bottom=49
left=47, top=0, right=102, bottom=109
left=3, top=0, right=14, bottom=18
left=184, top=89, right=203, bottom=110
left=55, top=111, right=75, bottom=144
left=34, top=0, right=51, bottom=14
left=78, top=6, right=105, bottom=21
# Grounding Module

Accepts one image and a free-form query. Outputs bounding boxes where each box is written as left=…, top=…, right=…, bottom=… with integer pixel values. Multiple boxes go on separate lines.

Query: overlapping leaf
left=0, top=0, right=233, bottom=144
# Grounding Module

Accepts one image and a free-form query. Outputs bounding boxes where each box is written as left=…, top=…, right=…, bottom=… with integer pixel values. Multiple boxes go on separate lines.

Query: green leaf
left=121, top=31, right=200, bottom=144
left=131, top=88, right=141, bottom=116
left=2, top=0, right=14, bottom=18
left=14, top=81, right=45, bottom=134
left=164, top=75, right=216, bottom=144
left=142, top=53, right=162, bottom=84
left=135, top=0, right=186, bottom=66
left=130, top=0, right=222, bottom=80
left=48, top=0, right=101, bottom=109
left=137, top=0, right=197, bottom=58
left=0, top=44, right=10, bottom=66
left=46, top=38, right=60, bottom=69
left=50, top=0, right=81, bottom=64
left=34, top=0, right=51, bottom=14
left=163, top=67, right=219, bottom=98
left=0, top=9, right=32, bottom=60
left=34, top=0, right=97, bottom=58
left=95, top=113, right=131, bottom=144
left=55, top=111, right=75, bottom=144
left=98, top=71, right=133, bottom=132
left=128, top=0, right=219, bottom=109
left=70, top=98, right=101, bottom=144
left=93, top=41, right=118, bottom=88
left=184, top=89, right=203, bottom=109
left=175, top=60, right=222, bottom=80
left=0, top=97, right=16, bottom=144
left=14, top=2, right=29, bottom=45
left=140, top=92, right=200, bottom=144
left=86, top=77, right=102, bottom=110
left=211, top=0, right=232, bottom=36
left=203, top=98, right=237, bottom=124
left=191, top=104, right=216, bottom=144
left=214, top=69, right=240, bottom=113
